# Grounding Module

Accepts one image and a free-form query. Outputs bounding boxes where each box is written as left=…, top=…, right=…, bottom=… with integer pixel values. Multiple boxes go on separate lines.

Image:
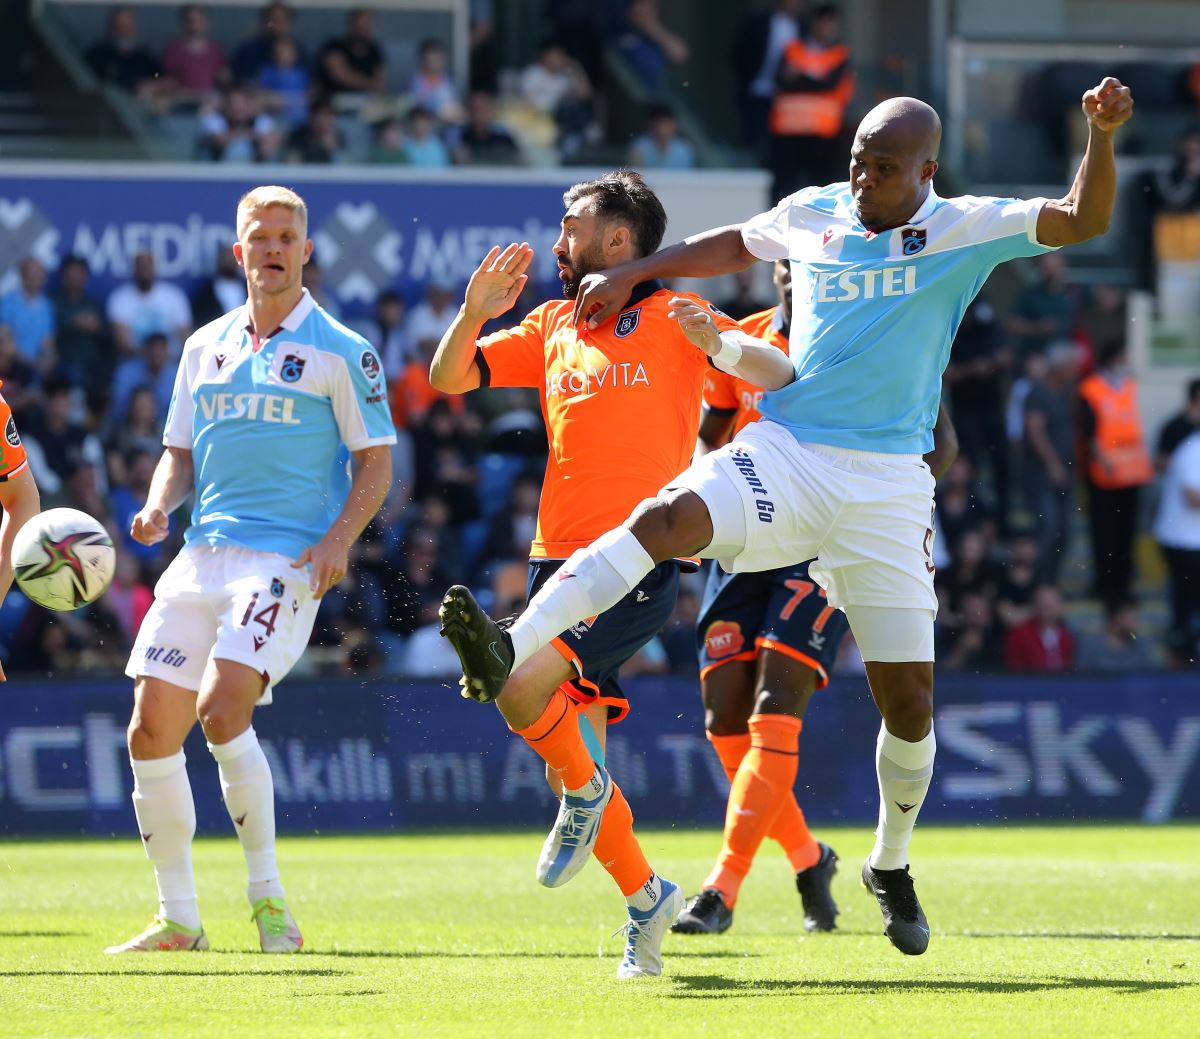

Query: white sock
left=626, top=872, right=663, bottom=912
left=131, top=751, right=201, bottom=930
left=870, top=723, right=936, bottom=872
left=208, top=727, right=285, bottom=903
left=564, top=767, right=604, bottom=801
left=507, top=528, right=655, bottom=668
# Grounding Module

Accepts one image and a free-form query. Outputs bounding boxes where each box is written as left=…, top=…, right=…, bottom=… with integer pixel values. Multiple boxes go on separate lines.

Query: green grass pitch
left=2, top=825, right=1197, bottom=1038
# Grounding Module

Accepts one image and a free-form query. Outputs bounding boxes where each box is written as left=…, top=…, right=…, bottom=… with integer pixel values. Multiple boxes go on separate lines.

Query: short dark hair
left=418, top=38, right=445, bottom=57
left=1188, top=377, right=1200, bottom=405
left=562, top=169, right=667, bottom=258
left=1096, top=339, right=1126, bottom=368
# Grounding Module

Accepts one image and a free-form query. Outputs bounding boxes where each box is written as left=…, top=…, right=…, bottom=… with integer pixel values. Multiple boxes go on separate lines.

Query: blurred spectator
left=1156, top=376, right=1200, bottom=468
left=53, top=255, right=112, bottom=385
left=1077, top=340, right=1153, bottom=611
left=629, top=103, right=695, bottom=169
left=161, top=5, right=228, bottom=103
left=408, top=276, right=458, bottom=355
left=412, top=400, right=479, bottom=524
left=615, top=0, right=689, bottom=95
left=382, top=526, right=453, bottom=637
left=257, top=37, right=310, bottom=129
left=481, top=472, right=541, bottom=565
left=732, top=0, right=803, bottom=153
left=316, top=8, right=386, bottom=98
left=768, top=3, right=853, bottom=198
left=197, top=85, right=280, bottom=162
left=110, top=450, right=167, bottom=566
left=936, top=457, right=995, bottom=559
left=1130, top=128, right=1200, bottom=290
left=362, top=289, right=411, bottom=377
left=0, top=325, right=41, bottom=420
left=1076, top=603, right=1154, bottom=672
left=1022, top=341, right=1078, bottom=581
left=111, top=331, right=175, bottom=420
left=231, top=1, right=301, bottom=84
left=715, top=268, right=770, bottom=320
left=191, top=248, right=245, bottom=327
left=940, top=591, right=1003, bottom=673
left=106, top=251, right=193, bottom=358
left=942, top=528, right=999, bottom=616
left=85, top=6, right=162, bottom=101
left=1003, top=584, right=1076, bottom=673
left=106, top=388, right=163, bottom=486
left=1073, top=283, right=1126, bottom=370
left=995, top=528, right=1040, bottom=631
left=403, top=106, right=451, bottom=167
left=452, top=90, right=520, bottom=166
left=409, top=38, right=463, bottom=123
left=1, top=257, right=56, bottom=374
left=302, top=257, right=341, bottom=319
left=944, top=296, right=1011, bottom=530
left=1007, top=252, right=1078, bottom=360
left=468, top=0, right=500, bottom=93
left=368, top=117, right=407, bottom=165
left=22, top=377, right=105, bottom=500
left=104, top=552, right=154, bottom=644
left=286, top=98, right=347, bottom=164
left=1154, top=430, right=1200, bottom=666
left=519, top=38, right=596, bottom=156
left=657, top=582, right=700, bottom=675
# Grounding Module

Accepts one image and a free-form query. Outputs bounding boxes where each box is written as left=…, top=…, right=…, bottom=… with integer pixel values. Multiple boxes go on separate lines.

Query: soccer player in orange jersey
left=673, top=260, right=958, bottom=935
left=431, top=171, right=792, bottom=978
left=0, top=389, right=41, bottom=679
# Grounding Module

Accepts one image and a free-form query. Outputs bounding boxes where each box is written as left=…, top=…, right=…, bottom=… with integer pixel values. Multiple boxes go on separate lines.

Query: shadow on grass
left=0, top=931, right=83, bottom=938
left=308, top=949, right=762, bottom=960
left=666, top=975, right=1197, bottom=998
left=0, top=968, right=348, bottom=978
left=955, top=932, right=1200, bottom=942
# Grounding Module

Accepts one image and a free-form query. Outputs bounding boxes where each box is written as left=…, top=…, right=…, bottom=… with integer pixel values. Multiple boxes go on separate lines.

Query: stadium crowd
left=1, top=1, right=1195, bottom=678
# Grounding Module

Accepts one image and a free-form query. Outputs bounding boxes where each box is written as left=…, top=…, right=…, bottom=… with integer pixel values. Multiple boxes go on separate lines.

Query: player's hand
left=130, top=507, right=170, bottom=546
left=292, top=537, right=350, bottom=599
left=668, top=297, right=721, bottom=356
left=463, top=243, right=533, bottom=322
left=1082, top=77, right=1132, bottom=134
left=573, top=269, right=636, bottom=328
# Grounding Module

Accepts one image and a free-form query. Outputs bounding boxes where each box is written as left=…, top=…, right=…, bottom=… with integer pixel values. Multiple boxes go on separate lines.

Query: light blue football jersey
left=163, top=289, right=397, bottom=558
left=742, top=183, right=1057, bottom=453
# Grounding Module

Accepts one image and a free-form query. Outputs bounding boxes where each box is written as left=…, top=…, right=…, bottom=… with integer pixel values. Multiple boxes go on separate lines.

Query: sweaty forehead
left=562, top=198, right=596, bottom=224
left=240, top=205, right=305, bottom=235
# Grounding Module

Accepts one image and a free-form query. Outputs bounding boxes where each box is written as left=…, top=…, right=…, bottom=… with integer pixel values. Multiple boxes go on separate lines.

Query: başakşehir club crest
left=615, top=308, right=641, bottom=338
left=360, top=350, right=381, bottom=380
left=280, top=354, right=306, bottom=383
left=901, top=227, right=927, bottom=255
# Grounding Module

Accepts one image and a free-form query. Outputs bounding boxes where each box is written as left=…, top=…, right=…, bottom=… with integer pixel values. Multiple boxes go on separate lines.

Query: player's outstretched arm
left=574, top=227, right=757, bottom=329
left=430, top=243, right=533, bottom=393
left=293, top=444, right=392, bottom=598
left=1036, top=77, right=1133, bottom=247
left=0, top=467, right=41, bottom=673
left=130, top=446, right=194, bottom=546
left=669, top=297, right=794, bottom=391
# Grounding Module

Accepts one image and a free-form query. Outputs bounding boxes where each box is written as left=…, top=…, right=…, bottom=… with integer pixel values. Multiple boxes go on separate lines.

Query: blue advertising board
left=1, top=673, right=1197, bottom=836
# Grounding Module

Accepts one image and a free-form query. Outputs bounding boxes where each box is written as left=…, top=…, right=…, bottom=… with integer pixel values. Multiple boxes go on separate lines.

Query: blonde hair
left=236, top=185, right=308, bottom=237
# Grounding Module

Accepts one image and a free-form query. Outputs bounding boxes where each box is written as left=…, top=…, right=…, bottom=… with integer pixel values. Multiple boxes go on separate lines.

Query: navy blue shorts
left=696, top=558, right=849, bottom=687
left=527, top=558, right=680, bottom=723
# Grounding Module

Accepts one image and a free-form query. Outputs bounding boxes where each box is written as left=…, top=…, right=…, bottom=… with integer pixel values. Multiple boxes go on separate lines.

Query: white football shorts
left=126, top=543, right=321, bottom=704
left=669, top=420, right=939, bottom=660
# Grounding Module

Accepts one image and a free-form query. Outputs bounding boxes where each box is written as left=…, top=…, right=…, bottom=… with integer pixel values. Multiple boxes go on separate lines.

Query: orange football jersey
left=478, top=282, right=739, bottom=558
left=0, top=390, right=29, bottom=481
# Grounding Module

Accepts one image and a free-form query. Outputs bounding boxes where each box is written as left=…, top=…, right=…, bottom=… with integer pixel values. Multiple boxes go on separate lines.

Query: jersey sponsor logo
left=901, top=227, right=927, bottom=255
left=546, top=361, right=650, bottom=398
left=198, top=392, right=302, bottom=425
left=360, top=350, right=381, bottom=380
left=5, top=415, right=19, bottom=447
left=704, top=620, right=745, bottom=658
left=280, top=354, right=306, bottom=383
left=614, top=308, right=641, bottom=338
left=806, top=264, right=917, bottom=303
left=143, top=645, right=188, bottom=668
left=730, top=449, right=776, bottom=523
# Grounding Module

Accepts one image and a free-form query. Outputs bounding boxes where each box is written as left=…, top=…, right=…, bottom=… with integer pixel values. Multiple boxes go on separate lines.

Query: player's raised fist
left=1083, top=77, right=1133, bottom=133
left=463, top=242, right=533, bottom=321
left=130, top=506, right=169, bottom=546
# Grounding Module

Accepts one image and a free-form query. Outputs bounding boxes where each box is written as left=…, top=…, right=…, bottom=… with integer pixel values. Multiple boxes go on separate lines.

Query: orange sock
left=513, top=688, right=596, bottom=791
left=703, top=713, right=804, bottom=907
left=592, top=781, right=653, bottom=896
left=706, top=727, right=821, bottom=876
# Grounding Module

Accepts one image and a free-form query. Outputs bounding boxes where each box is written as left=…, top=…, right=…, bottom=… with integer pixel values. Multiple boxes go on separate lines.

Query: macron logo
left=810, top=265, right=917, bottom=303
left=199, top=392, right=301, bottom=424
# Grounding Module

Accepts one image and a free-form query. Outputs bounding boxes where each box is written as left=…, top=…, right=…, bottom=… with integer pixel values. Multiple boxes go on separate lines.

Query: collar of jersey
left=235, top=287, right=316, bottom=339
left=835, top=183, right=941, bottom=231
left=625, top=279, right=665, bottom=308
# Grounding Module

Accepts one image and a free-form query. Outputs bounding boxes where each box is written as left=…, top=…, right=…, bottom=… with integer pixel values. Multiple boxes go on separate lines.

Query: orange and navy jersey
left=0, top=391, right=29, bottom=482
left=702, top=306, right=790, bottom=442
left=477, top=281, right=740, bottom=558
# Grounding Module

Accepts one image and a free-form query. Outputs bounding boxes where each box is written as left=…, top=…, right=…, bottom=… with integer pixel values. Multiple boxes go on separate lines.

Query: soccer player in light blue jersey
left=108, top=186, right=396, bottom=955
left=439, top=79, right=1134, bottom=956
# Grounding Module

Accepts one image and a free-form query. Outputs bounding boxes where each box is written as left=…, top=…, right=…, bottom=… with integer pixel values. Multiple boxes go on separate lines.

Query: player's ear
left=302, top=238, right=314, bottom=264
left=921, top=159, right=939, bottom=184
left=231, top=242, right=244, bottom=267
left=607, top=224, right=631, bottom=256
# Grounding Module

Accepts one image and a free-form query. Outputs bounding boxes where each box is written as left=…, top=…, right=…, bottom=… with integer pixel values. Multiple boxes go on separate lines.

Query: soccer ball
left=12, top=508, right=116, bottom=611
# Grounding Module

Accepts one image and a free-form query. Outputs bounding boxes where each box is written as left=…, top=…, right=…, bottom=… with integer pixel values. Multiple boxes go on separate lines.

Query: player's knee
left=704, top=709, right=749, bottom=737
left=127, top=716, right=172, bottom=760
left=196, top=695, right=251, bottom=746
left=880, top=679, right=934, bottom=738
left=628, top=489, right=712, bottom=561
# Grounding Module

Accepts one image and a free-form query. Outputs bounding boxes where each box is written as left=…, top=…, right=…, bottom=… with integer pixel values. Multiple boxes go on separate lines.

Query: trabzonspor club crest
left=615, top=308, right=641, bottom=338
left=901, top=227, right=927, bottom=255
left=280, top=354, right=306, bottom=382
